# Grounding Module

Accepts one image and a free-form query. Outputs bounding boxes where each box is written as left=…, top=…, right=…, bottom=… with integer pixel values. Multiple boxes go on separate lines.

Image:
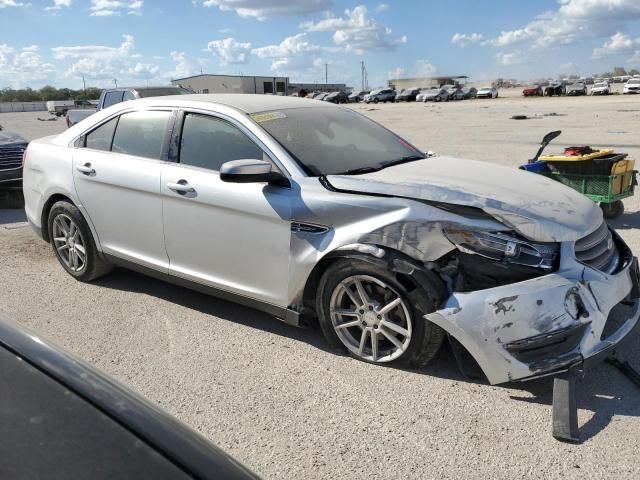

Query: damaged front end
left=426, top=224, right=640, bottom=386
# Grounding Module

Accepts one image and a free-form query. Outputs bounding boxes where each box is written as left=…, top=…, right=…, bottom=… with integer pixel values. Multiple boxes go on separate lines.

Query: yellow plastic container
left=539, top=149, right=614, bottom=162
left=611, top=159, right=635, bottom=194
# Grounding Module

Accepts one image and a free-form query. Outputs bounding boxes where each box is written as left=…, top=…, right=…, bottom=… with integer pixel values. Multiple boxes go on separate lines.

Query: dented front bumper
left=426, top=237, right=640, bottom=385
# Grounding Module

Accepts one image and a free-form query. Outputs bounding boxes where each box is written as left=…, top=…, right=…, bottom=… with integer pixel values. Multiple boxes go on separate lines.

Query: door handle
left=167, top=180, right=196, bottom=194
left=76, top=163, right=95, bottom=175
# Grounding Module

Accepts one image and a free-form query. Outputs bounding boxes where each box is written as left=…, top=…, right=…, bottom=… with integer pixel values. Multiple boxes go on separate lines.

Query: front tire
left=316, top=258, right=445, bottom=368
left=48, top=201, right=112, bottom=281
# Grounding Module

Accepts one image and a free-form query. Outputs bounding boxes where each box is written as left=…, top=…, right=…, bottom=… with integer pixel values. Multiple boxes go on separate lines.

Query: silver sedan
left=23, top=94, right=639, bottom=385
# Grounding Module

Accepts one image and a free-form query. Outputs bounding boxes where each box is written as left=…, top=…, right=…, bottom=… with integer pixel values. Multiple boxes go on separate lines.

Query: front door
left=161, top=112, right=292, bottom=306
left=73, top=110, right=173, bottom=271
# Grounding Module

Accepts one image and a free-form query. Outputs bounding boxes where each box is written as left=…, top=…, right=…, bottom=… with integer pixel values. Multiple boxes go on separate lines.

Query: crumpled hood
left=0, top=130, right=28, bottom=146
left=326, top=156, right=602, bottom=242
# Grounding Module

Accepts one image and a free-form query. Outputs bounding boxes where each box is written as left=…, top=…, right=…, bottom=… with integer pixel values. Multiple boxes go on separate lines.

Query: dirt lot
left=1, top=92, right=640, bottom=479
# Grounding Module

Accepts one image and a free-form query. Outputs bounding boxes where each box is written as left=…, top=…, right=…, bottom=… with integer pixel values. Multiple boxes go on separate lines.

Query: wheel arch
left=41, top=193, right=76, bottom=242
left=301, top=244, right=448, bottom=317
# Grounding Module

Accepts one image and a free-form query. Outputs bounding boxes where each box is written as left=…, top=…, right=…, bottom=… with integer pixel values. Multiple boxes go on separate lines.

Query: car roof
left=140, top=93, right=337, bottom=114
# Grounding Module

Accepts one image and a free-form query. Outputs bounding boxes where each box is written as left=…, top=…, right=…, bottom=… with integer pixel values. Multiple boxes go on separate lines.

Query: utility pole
left=360, top=61, right=365, bottom=90
left=113, top=78, right=118, bottom=88
left=82, top=76, right=86, bottom=100
left=325, top=63, right=328, bottom=84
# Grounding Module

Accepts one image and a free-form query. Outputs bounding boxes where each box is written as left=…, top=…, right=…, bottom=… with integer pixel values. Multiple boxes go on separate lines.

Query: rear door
left=73, top=109, right=174, bottom=271
left=161, top=111, right=292, bottom=306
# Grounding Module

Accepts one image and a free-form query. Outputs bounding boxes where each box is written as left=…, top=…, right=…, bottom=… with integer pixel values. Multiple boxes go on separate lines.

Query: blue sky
left=1, top=0, right=640, bottom=89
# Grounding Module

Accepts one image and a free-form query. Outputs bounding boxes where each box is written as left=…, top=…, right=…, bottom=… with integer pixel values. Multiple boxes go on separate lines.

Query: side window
left=111, top=111, right=172, bottom=160
left=122, top=90, right=136, bottom=101
left=85, top=117, right=118, bottom=151
left=179, top=114, right=264, bottom=171
left=103, top=91, right=124, bottom=108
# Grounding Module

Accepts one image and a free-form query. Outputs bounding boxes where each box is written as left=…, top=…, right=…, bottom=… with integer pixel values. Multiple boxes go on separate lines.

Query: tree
left=611, top=66, right=628, bottom=76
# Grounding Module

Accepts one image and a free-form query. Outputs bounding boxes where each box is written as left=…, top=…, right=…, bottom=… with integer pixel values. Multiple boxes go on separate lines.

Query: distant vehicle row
left=522, top=76, right=640, bottom=97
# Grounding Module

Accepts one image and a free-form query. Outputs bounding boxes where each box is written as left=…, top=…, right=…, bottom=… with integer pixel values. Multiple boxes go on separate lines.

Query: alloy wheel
left=329, top=275, right=412, bottom=363
left=52, top=213, right=87, bottom=273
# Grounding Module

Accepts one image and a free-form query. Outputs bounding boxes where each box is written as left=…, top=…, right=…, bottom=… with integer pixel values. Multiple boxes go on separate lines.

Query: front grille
left=574, top=221, right=619, bottom=273
left=0, top=146, right=25, bottom=169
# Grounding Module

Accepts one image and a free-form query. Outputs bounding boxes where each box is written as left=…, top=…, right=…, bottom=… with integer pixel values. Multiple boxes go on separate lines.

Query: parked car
left=314, top=92, right=330, bottom=101
left=23, top=94, right=640, bottom=387
left=420, top=88, right=449, bottom=102
left=364, top=88, right=396, bottom=103
left=0, top=314, right=258, bottom=479
left=0, top=127, right=28, bottom=189
left=590, top=82, right=610, bottom=95
left=623, top=78, right=640, bottom=94
left=522, top=85, right=543, bottom=96
left=65, top=86, right=193, bottom=127
left=461, top=87, right=477, bottom=99
left=566, top=83, right=587, bottom=96
left=348, top=90, right=369, bottom=102
left=543, top=81, right=566, bottom=96
left=47, top=99, right=97, bottom=117
left=476, top=87, right=499, bottom=98
left=324, top=91, right=349, bottom=104
left=445, top=87, right=465, bottom=101
left=395, top=88, right=420, bottom=102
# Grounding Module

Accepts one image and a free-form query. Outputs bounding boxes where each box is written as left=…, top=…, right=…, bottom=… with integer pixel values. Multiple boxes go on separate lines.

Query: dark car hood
left=0, top=130, right=28, bottom=146
left=326, top=157, right=601, bottom=242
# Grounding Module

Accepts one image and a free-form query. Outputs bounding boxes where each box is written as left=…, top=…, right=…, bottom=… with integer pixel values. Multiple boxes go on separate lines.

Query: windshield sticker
left=250, top=111, right=287, bottom=123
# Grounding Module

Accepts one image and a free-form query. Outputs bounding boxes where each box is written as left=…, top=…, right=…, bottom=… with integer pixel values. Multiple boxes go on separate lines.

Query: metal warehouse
left=171, top=74, right=290, bottom=95
left=388, top=75, right=469, bottom=90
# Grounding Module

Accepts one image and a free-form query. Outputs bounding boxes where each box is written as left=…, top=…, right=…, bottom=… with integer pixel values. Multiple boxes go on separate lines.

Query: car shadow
left=94, top=267, right=640, bottom=443
left=93, top=268, right=336, bottom=355
left=608, top=211, right=640, bottom=230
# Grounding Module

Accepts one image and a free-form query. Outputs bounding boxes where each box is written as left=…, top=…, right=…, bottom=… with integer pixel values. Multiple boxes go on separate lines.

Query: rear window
left=136, top=88, right=193, bottom=98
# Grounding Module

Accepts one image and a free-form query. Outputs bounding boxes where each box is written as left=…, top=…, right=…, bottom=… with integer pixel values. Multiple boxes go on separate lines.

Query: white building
left=171, top=74, right=289, bottom=95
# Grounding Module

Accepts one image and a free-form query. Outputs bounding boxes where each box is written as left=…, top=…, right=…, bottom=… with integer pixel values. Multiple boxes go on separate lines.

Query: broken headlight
left=443, top=229, right=559, bottom=270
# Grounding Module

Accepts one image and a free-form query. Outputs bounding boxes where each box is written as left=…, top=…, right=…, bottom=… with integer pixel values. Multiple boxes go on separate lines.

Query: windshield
left=255, top=107, right=424, bottom=176
left=594, top=83, right=607, bottom=87
left=629, top=79, right=640, bottom=85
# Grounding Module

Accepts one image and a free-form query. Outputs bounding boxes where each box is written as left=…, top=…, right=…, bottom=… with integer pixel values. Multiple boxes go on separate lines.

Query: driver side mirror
left=220, top=159, right=289, bottom=186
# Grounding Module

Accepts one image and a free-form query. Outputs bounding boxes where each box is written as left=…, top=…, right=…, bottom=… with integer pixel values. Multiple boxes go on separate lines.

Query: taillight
left=22, top=148, right=28, bottom=167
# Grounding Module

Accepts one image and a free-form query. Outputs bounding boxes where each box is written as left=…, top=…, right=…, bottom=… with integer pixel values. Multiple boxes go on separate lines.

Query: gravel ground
left=1, top=92, right=640, bottom=479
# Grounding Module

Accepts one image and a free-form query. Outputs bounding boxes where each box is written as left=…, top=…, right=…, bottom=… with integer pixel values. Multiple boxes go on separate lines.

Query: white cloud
left=495, top=51, right=520, bottom=66
left=206, top=37, right=252, bottom=65
left=90, top=0, right=143, bottom=17
left=0, top=44, right=56, bottom=87
left=201, top=0, right=332, bottom=20
left=0, top=1, right=24, bottom=7
left=301, top=5, right=406, bottom=53
left=415, top=59, right=437, bottom=77
left=167, top=51, right=204, bottom=80
left=375, top=3, right=388, bottom=13
left=592, top=32, right=640, bottom=58
left=387, top=67, right=405, bottom=79
left=252, top=33, right=323, bottom=75
left=451, top=32, right=483, bottom=47
left=487, top=0, right=640, bottom=49
left=45, top=0, right=72, bottom=10
left=50, top=34, right=156, bottom=82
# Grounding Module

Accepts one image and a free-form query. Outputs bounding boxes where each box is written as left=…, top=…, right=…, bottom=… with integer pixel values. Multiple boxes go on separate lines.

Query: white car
left=590, top=82, right=610, bottom=95
left=21, top=94, right=640, bottom=391
left=476, top=87, right=498, bottom=99
left=623, top=78, right=640, bottom=94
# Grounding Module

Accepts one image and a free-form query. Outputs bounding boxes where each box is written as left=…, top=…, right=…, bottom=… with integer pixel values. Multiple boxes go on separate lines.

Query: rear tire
left=48, top=201, right=112, bottom=282
left=316, top=258, right=445, bottom=369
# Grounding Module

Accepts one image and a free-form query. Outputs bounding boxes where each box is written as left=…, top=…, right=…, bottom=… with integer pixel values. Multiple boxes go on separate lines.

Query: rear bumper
left=426, top=236, right=640, bottom=384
